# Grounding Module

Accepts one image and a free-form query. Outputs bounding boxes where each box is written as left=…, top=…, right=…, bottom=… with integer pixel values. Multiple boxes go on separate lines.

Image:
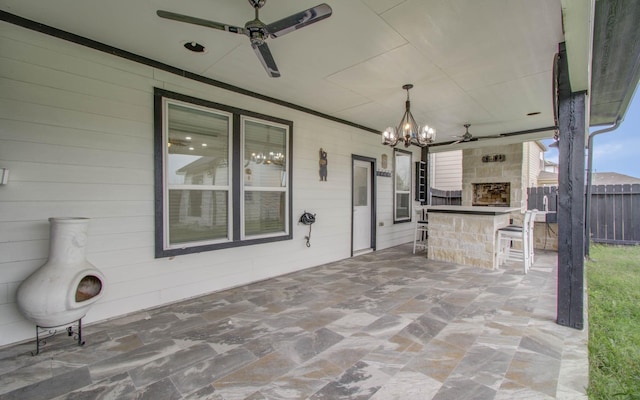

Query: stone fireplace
left=462, top=144, right=525, bottom=209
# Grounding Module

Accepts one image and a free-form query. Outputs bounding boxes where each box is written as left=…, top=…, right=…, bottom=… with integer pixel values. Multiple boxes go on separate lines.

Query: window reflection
left=165, top=103, right=231, bottom=246
left=242, top=118, right=289, bottom=238
left=394, top=149, right=412, bottom=222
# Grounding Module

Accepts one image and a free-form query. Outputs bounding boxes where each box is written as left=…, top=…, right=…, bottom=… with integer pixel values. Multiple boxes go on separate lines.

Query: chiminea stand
left=32, top=319, right=84, bottom=356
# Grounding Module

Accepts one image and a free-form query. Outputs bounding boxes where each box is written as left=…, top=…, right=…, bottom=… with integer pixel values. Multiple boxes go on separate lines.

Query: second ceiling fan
left=451, top=124, right=502, bottom=145
left=157, top=0, right=333, bottom=78
left=452, top=124, right=476, bottom=144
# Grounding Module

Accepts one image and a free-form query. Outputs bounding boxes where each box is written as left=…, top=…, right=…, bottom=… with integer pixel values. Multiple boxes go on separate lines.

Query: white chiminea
left=16, top=218, right=105, bottom=328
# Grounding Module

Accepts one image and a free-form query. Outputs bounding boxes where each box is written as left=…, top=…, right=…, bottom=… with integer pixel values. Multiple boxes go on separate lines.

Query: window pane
left=394, top=150, right=412, bottom=222
left=396, top=193, right=410, bottom=219
left=168, top=189, right=228, bottom=244
left=354, top=165, right=368, bottom=207
left=244, top=191, right=285, bottom=236
left=167, top=103, right=229, bottom=186
left=395, top=152, right=411, bottom=191
left=244, top=120, right=287, bottom=187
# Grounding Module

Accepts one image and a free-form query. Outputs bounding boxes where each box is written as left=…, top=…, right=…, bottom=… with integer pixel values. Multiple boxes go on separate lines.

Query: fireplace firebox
left=473, top=182, right=511, bottom=207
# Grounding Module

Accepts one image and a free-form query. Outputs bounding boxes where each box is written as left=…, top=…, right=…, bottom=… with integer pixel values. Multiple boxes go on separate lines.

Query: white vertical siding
left=0, top=22, right=420, bottom=346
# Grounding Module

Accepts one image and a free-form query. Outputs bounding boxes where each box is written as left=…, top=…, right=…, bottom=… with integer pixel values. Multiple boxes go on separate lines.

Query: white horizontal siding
left=431, top=150, right=462, bottom=191
left=0, top=21, right=419, bottom=346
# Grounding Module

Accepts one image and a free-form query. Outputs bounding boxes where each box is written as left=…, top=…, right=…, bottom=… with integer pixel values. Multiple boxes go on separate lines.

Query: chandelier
left=381, top=84, right=436, bottom=148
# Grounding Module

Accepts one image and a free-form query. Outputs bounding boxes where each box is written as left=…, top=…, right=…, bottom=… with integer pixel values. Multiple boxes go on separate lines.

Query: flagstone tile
left=369, top=371, right=442, bottom=400
left=432, top=376, right=496, bottom=400
left=128, top=343, right=216, bottom=387
left=447, top=344, right=516, bottom=390
left=403, top=338, right=466, bottom=383
left=309, top=361, right=391, bottom=400
left=1, top=367, right=91, bottom=400
left=88, top=339, right=183, bottom=382
left=51, top=372, right=137, bottom=400
left=504, top=350, right=560, bottom=397
left=169, top=347, right=257, bottom=394
left=213, top=351, right=298, bottom=400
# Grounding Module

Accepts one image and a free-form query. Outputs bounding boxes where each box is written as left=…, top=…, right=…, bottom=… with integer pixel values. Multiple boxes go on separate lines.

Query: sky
left=543, top=85, right=640, bottom=178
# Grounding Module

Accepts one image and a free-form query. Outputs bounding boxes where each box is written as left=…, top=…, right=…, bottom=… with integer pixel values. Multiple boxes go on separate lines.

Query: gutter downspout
left=585, top=118, right=621, bottom=257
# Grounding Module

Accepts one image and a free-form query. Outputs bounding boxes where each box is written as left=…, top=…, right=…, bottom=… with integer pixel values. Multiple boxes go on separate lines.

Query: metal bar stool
left=496, top=209, right=537, bottom=273
left=413, top=208, right=428, bottom=254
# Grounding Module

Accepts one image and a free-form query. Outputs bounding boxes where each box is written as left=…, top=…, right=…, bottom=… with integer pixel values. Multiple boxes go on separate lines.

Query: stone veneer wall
left=428, top=212, right=510, bottom=269
left=462, top=144, right=525, bottom=210
left=534, top=223, right=559, bottom=251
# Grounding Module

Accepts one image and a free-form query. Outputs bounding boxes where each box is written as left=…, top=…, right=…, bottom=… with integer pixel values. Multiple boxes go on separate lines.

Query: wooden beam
left=556, top=43, right=586, bottom=330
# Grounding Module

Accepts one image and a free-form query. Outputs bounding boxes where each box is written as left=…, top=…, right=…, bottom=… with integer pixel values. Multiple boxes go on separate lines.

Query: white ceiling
left=0, top=0, right=567, bottom=150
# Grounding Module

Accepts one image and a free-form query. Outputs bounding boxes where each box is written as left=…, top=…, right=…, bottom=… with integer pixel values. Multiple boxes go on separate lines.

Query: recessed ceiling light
left=185, top=136, right=192, bottom=141
left=188, top=147, right=194, bottom=151
left=527, top=111, right=541, bottom=116
left=184, top=41, right=206, bottom=53
left=201, top=143, right=207, bottom=147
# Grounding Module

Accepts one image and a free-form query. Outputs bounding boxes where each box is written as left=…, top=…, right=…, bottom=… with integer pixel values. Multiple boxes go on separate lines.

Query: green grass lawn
left=587, top=244, right=640, bottom=399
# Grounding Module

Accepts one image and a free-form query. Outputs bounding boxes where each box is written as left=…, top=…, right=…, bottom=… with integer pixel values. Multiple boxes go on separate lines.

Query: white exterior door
left=353, top=159, right=372, bottom=254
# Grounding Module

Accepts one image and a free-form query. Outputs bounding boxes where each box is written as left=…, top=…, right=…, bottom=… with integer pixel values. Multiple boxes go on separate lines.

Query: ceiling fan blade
left=266, top=3, right=332, bottom=38
left=157, top=10, right=245, bottom=35
left=252, top=42, right=281, bottom=78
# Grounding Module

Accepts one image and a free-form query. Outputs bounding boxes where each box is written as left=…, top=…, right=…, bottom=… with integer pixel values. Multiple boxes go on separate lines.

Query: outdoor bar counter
left=425, top=205, right=521, bottom=269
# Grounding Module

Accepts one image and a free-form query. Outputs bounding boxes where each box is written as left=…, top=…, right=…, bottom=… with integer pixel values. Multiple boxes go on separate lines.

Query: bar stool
left=413, top=208, right=428, bottom=254
left=496, top=209, right=537, bottom=273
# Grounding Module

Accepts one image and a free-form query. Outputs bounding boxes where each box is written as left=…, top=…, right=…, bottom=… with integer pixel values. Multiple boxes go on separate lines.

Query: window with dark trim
left=394, top=149, right=412, bottom=222
left=154, top=88, right=292, bottom=257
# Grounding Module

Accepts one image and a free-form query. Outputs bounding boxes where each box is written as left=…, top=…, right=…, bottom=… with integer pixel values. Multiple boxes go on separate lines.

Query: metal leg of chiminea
left=32, top=319, right=85, bottom=356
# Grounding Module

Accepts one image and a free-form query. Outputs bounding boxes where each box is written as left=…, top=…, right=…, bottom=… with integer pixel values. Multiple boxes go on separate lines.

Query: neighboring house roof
left=176, top=156, right=217, bottom=175
left=537, top=171, right=640, bottom=187
left=537, top=171, right=559, bottom=186
left=591, top=172, right=640, bottom=185
left=534, top=140, right=547, bottom=151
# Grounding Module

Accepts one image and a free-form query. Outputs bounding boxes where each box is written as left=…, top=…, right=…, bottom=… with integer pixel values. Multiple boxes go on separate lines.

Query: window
left=154, top=88, right=292, bottom=257
left=394, top=149, right=412, bottom=222
left=242, top=117, right=288, bottom=238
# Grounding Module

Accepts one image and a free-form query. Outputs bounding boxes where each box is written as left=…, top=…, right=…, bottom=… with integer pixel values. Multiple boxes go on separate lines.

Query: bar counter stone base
left=427, top=211, right=510, bottom=269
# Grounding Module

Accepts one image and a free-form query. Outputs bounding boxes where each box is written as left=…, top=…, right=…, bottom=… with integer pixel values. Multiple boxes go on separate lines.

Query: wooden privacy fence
left=589, top=184, right=640, bottom=245
left=528, top=184, right=640, bottom=245
left=430, top=188, right=462, bottom=206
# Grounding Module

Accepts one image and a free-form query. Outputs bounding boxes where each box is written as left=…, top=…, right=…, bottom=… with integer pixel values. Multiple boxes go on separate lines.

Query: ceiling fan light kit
left=157, top=0, right=332, bottom=77
left=382, top=84, right=436, bottom=148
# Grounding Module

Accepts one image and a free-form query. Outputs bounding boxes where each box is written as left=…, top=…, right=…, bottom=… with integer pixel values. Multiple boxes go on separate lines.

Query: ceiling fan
left=452, top=124, right=476, bottom=144
left=157, top=0, right=333, bottom=78
left=451, top=124, right=502, bottom=145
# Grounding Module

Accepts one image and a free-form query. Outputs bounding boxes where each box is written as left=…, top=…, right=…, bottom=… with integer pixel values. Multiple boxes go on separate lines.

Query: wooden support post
left=556, top=43, right=586, bottom=330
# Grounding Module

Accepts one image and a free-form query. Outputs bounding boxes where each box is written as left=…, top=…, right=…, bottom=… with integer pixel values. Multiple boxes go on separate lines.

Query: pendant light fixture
left=382, top=84, right=436, bottom=148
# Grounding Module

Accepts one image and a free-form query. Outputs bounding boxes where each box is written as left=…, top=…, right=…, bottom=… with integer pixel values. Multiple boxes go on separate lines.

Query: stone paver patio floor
left=0, top=244, right=588, bottom=399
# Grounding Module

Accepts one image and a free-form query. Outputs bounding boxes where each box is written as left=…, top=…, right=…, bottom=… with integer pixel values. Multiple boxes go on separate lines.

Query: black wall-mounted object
left=415, top=161, right=427, bottom=204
